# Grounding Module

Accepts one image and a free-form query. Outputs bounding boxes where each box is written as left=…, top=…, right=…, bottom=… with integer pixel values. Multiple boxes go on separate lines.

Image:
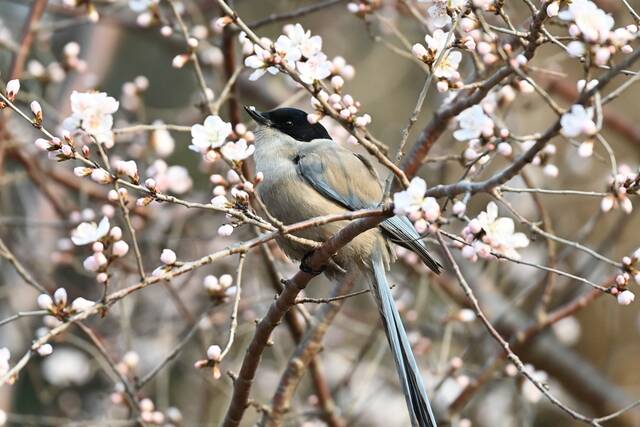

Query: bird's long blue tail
left=371, top=253, right=437, bottom=427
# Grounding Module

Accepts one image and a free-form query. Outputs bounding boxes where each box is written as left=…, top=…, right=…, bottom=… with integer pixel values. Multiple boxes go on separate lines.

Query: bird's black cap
left=244, top=106, right=331, bottom=142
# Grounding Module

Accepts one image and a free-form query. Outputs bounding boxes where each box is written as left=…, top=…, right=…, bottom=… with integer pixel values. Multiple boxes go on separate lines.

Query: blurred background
left=1, top=0, right=640, bottom=426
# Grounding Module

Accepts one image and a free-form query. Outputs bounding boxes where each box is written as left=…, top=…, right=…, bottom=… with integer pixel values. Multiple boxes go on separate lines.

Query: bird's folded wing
left=296, top=139, right=441, bottom=273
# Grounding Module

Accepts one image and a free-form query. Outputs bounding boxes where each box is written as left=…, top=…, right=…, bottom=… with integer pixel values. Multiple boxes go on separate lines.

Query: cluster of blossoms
left=412, top=30, right=465, bottom=92
left=120, top=75, right=150, bottom=111
left=71, top=216, right=130, bottom=280
left=62, top=91, right=119, bottom=147
left=242, top=24, right=355, bottom=86
left=203, top=273, right=236, bottom=301
left=190, top=115, right=255, bottom=163
left=37, top=288, right=96, bottom=320
left=560, top=80, right=600, bottom=157
left=551, top=0, right=637, bottom=65
left=20, top=40, right=86, bottom=89
left=210, top=170, right=264, bottom=236
left=458, top=202, right=530, bottom=261
left=194, top=344, right=223, bottom=379
left=35, top=288, right=96, bottom=356
left=393, top=177, right=441, bottom=234
left=614, top=248, right=640, bottom=305
left=143, top=160, right=193, bottom=196
left=111, top=389, right=182, bottom=426
left=520, top=139, right=559, bottom=178
left=600, top=165, right=639, bottom=214
left=309, top=91, right=371, bottom=134
left=419, top=0, right=468, bottom=29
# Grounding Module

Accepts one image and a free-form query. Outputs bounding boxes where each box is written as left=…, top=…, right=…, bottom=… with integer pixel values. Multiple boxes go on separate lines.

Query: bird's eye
left=286, top=121, right=293, bottom=126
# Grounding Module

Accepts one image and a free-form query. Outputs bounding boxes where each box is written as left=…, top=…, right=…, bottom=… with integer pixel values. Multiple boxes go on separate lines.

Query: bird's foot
left=300, top=251, right=326, bottom=276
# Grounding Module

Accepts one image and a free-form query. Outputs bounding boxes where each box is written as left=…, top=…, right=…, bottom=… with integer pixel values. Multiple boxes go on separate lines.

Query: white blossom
left=190, top=115, right=232, bottom=153
left=393, top=177, right=427, bottom=215
left=617, top=290, right=635, bottom=305
left=71, top=297, right=95, bottom=312
left=558, top=0, right=614, bottom=43
left=453, top=105, right=494, bottom=141
left=297, top=53, right=332, bottom=84
left=244, top=44, right=279, bottom=81
left=160, top=249, right=177, bottom=265
left=147, top=160, right=193, bottom=194
left=221, top=139, right=255, bottom=161
left=71, top=217, right=110, bottom=246
left=42, top=348, right=92, bottom=386
left=467, top=202, right=530, bottom=259
left=560, top=105, right=597, bottom=137
left=62, top=91, right=119, bottom=146
left=37, top=344, right=53, bottom=357
left=283, top=23, right=322, bottom=58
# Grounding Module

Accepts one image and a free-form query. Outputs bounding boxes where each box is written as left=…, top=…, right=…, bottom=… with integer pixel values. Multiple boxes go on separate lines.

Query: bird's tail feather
left=371, top=253, right=437, bottom=427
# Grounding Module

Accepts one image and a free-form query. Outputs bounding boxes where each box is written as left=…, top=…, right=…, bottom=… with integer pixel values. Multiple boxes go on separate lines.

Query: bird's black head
left=244, top=106, right=331, bottom=142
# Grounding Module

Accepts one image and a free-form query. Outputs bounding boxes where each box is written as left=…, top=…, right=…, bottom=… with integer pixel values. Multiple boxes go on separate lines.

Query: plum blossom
left=221, top=139, right=255, bottom=161
left=160, top=249, right=177, bottom=265
left=190, top=115, right=232, bottom=153
left=71, top=297, right=95, bottom=312
left=283, top=24, right=323, bottom=58
left=463, top=202, right=529, bottom=260
left=453, top=105, right=494, bottom=141
left=558, top=0, right=614, bottom=43
left=393, top=177, right=440, bottom=221
left=5, top=79, right=20, bottom=101
left=297, top=53, right=332, bottom=84
left=560, top=105, right=597, bottom=138
left=147, top=160, right=193, bottom=194
left=42, top=348, right=92, bottom=386
left=424, top=0, right=467, bottom=28
left=244, top=44, right=279, bottom=81
left=62, top=91, right=119, bottom=146
left=71, top=217, right=110, bottom=246
left=617, top=290, right=635, bottom=306
left=393, top=177, right=427, bottom=215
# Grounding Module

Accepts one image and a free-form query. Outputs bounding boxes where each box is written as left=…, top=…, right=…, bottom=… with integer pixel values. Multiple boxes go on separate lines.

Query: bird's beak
left=244, top=105, right=271, bottom=126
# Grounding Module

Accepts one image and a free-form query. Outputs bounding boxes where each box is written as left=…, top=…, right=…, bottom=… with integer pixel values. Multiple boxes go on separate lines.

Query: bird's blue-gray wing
left=296, top=140, right=441, bottom=273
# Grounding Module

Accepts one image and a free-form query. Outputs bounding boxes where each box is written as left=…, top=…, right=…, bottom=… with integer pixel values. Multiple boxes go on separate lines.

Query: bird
left=245, top=105, right=441, bottom=427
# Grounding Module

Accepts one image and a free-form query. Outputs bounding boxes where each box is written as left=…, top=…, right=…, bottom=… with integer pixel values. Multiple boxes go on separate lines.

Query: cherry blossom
left=558, top=0, right=614, bottom=43
left=283, top=24, right=323, bottom=58
left=560, top=105, right=597, bottom=138
left=244, top=44, right=279, bottom=81
left=62, top=91, right=119, bottom=146
left=190, top=115, right=232, bottom=153
left=617, top=290, right=635, bottom=306
left=160, top=249, right=177, bottom=265
left=453, top=105, right=494, bottom=141
left=221, top=139, right=255, bottom=161
left=71, top=217, right=110, bottom=246
left=147, top=160, right=193, bottom=194
left=463, top=202, right=530, bottom=260
left=297, top=53, right=332, bottom=84
left=393, top=177, right=427, bottom=215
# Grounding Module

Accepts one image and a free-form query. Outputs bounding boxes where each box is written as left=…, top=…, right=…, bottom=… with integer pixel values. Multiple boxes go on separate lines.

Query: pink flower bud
left=112, top=240, right=129, bottom=257
left=452, top=201, right=466, bottom=216
left=91, top=168, right=112, bottom=184
left=37, top=294, right=54, bottom=310
left=160, top=249, right=177, bottom=265
left=34, top=138, right=50, bottom=151
left=207, top=345, right=222, bottom=361
left=617, top=290, right=635, bottom=306
left=5, top=79, right=20, bottom=101
left=218, top=224, right=234, bottom=236
left=96, top=272, right=108, bottom=283
left=92, top=242, right=104, bottom=253
left=411, top=43, right=428, bottom=60
left=37, top=344, right=53, bottom=356
left=110, top=226, right=123, bottom=240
